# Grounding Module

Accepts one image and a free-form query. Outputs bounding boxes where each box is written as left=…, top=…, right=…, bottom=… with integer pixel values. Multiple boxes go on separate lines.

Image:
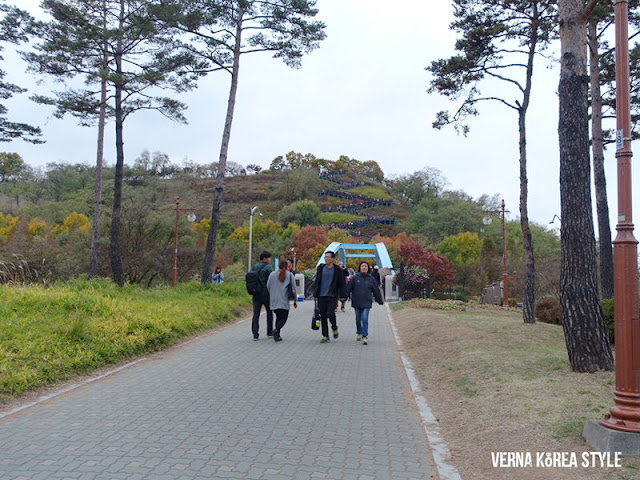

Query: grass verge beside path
left=391, top=302, right=640, bottom=480
left=0, top=278, right=252, bottom=404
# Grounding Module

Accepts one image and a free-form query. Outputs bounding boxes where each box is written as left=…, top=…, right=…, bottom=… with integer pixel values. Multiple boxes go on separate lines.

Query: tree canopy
left=0, top=1, right=41, bottom=143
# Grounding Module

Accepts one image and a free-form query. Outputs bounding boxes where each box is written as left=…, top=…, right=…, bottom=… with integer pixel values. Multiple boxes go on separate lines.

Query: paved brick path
left=0, top=300, right=434, bottom=480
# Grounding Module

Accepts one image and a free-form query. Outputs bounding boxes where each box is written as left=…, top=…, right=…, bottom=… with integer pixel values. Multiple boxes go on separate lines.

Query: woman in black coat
left=343, top=261, right=383, bottom=345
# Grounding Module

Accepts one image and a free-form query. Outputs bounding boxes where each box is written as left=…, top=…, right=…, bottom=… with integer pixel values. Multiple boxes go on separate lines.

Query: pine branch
left=584, top=0, right=604, bottom=20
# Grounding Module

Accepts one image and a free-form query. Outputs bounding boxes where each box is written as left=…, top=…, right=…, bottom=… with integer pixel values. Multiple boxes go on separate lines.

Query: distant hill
left=212, top=170, right=410, bottom=236
left=186, top=169, right=412, bottom=237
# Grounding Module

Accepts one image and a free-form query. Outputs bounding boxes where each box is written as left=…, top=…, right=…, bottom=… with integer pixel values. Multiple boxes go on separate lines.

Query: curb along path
left=0, top=300, right=436, bottom=479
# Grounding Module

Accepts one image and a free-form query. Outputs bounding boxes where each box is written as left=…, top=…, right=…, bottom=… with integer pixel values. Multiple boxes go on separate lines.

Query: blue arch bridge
left=315, top=242, right=393, bottom=270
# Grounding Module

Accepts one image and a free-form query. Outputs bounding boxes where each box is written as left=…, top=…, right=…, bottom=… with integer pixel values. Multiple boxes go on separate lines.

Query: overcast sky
left=3, top=0, right=634, bottom=235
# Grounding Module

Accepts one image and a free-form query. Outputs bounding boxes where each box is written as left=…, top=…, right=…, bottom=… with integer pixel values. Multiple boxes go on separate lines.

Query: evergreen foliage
left=0, top=1, right=42, bottom=143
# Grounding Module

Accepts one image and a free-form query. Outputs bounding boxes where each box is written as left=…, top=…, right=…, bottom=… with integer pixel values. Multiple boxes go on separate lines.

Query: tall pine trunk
left=519, top=3, right=539, bottom=324
left=519, top=112, right=535, bottom=323
left=201, top=3, right=244, bottom=283
left=89, top=3, right=108, bottom=279
left=110, top=0, right=125, bottom=287
left=587, top=20, right=614, bottom=299
left=558, top=0, right=613, bottom=372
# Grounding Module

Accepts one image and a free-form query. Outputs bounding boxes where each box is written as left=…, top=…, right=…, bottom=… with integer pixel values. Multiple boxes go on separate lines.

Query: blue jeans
left=355, top=308, right=371, bottom=338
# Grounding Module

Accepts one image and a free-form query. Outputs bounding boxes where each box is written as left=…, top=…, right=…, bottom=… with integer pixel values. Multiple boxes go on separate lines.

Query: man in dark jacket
left=251, top=251, right=273, bottom=340
left=313, top=251, right=347, bottom=343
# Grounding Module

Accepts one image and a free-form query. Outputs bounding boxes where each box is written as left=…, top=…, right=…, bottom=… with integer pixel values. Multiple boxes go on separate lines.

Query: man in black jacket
left=251, top=251, right=273, bottom=340
left=313, top=251, right=346, bottom=343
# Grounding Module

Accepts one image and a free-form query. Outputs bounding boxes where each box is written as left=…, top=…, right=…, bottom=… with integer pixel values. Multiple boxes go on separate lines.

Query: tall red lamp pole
left=172, top=197, right=196, bottom=288
left=173, top=197, right=180, bottom=287
left=600, top=0, right=640, bottom=434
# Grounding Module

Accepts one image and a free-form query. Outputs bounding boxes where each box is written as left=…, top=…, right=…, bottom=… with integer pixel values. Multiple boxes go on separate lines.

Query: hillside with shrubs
left=0, top=149, right=563, bottom=306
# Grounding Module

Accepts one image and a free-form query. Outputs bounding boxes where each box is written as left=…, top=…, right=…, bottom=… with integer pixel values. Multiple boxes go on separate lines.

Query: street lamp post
left=248, top=206, right=262, bottom=272
left=600, top=0, right=640, bottom=435
left=172, top=197, right=196, bottom=288
left=483, top=199, right=509, bottom=307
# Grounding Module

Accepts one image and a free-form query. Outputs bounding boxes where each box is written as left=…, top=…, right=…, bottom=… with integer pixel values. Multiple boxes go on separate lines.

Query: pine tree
left=587, top=0, right=640, bottom=299
left=25, top=0, right=201, bottom=285
left=0, top=1, right=42, bottom=143
left=427, top=0, right=556, bottom=324
left=557, top=0, right=613, bottom=372
left=153, top=0, right=326, bottom=283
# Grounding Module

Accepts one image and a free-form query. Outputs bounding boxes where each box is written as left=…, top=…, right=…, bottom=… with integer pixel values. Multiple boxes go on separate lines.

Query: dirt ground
left=390, top=304, right=640, bottom=480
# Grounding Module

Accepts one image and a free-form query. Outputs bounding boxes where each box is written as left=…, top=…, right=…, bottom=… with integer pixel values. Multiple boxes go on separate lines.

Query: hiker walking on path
left=313, top=251, right=346, bottom=343
left=267, top=259, right=298, bottom=342
left=371, top=265, right=381, bottom=288
left=251, top=251, right=274, bottom=341
left=344, top=261, right=384, bottom=345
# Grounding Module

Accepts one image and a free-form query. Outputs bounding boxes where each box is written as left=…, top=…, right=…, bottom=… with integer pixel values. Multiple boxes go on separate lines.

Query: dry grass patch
left=392, top=305, right=640, bottom=480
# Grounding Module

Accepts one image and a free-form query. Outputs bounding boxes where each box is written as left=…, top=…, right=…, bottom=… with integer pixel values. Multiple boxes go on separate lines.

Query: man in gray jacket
left=266, top=259, right=298, bottom=342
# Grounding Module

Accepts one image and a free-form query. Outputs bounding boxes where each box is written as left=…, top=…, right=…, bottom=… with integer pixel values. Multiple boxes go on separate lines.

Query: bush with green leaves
left=221, top=261, right=246, bottom=283
left=277, top=199, right=320, bottom=227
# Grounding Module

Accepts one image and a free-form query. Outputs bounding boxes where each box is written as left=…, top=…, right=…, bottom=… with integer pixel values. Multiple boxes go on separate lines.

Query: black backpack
left=245, top=263, right=266, bottom=295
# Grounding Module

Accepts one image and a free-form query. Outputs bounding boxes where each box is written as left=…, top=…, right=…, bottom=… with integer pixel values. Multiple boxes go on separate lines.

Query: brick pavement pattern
left=0, top=300, right=434, bottom=480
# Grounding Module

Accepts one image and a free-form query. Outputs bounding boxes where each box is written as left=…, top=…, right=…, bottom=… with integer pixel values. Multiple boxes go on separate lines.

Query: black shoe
left=267, top=331, right=274, bottom=337
left=274, top=332, right=282, bottom=342
left=253, top=336, right=259, bottom=341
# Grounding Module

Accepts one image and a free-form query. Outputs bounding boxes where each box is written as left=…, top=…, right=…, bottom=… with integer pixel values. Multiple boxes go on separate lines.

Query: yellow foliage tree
left=0, top=212, right=19, bottom=243
left=300, top=243, right=328, bottom=271
left=28, top=218, right=48, bottom=237
left=52, top=212, right=90, bottom=235
left=228, top=219, right=284, bottom=242
left=192, top=218, right=210, bottom=247
left=327, top=227, right=355, bottom=244
left=437, top=231, right=482, bottom=269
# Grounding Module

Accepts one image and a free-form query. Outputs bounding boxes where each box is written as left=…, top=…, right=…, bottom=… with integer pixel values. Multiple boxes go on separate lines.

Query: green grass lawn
left=0, top=278, right=251, bottom=403
left=349, top=186, right=392, bottom=200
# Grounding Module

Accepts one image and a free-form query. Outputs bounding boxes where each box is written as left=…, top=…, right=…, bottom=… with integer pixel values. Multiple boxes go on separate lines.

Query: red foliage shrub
left=291, top=225, right=329, bottom=269
left=398, top=241, right=456, bottom=290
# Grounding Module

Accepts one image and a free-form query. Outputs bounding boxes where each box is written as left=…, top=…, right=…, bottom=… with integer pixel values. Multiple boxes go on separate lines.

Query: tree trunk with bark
left=587, top=19, right=614, bottom=299
left=558, top=0, right=613, bottom=372
left=89, top=3, right=108, bottom=279
left=110, top=0, right=125, bottom=286
left=201, top=4, right=244, bottom=283
left=519, top=3, right=539, bottom=324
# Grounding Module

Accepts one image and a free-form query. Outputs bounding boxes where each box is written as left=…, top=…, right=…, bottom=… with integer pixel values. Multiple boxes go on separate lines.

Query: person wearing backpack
left=251, top=251, right=273, bottom=341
